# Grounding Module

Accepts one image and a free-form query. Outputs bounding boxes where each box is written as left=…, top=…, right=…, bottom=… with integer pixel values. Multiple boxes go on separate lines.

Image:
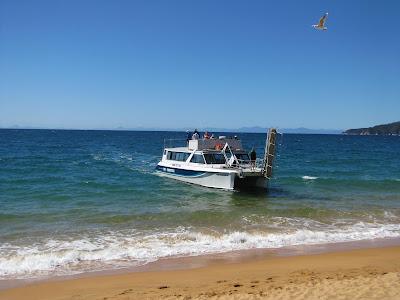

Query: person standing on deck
left=249, top=147, right=256, bottom=166
left=186, top=130, right=191, bottom=145
left=192, top=129, right=200, bottom=140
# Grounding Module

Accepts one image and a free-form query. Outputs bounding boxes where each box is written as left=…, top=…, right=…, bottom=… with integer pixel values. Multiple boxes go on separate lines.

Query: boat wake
left=91, top=151, right=158, bottom=175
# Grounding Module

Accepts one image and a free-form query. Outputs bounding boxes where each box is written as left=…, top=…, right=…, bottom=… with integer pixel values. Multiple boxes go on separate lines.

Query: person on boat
left=249, top=147, right=256, bottom=166
left=192, top=129, right=200, bottom=140
left=186, top=130, right=191, bottom=145
left=203, top=131, right=211, bottom=139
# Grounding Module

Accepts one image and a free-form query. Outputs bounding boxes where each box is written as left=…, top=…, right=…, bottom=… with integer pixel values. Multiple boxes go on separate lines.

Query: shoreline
left=1, top=238, right=400, bottom=299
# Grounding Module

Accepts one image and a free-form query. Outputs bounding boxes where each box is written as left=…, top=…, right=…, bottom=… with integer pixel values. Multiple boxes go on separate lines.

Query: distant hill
left=344, top=121, right=400, bottom=135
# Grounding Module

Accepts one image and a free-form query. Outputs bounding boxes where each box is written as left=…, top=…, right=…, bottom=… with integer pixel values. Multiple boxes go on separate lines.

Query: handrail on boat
left=226, top=158, right=264, bottom=171
left=163, top=138, right=188, bottom=149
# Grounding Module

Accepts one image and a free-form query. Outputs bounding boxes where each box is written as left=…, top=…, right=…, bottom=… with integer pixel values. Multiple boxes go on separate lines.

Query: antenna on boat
left=262, top=128, right=277, bottom=179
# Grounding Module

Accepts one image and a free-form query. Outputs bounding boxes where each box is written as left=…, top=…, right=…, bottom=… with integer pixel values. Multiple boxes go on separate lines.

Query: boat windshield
left=204, top=153, right=226, bottom=164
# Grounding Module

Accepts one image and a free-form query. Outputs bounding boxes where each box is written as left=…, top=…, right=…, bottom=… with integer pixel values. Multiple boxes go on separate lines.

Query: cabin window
left=167, top=151, right=173, bottom=160
left=190, top=154, right=205, bottom=164
left=167, top=151, right=190, bottom=162
left=204, top=153, right=226, bottom=164
left=175, top=152, right=185, bottom=161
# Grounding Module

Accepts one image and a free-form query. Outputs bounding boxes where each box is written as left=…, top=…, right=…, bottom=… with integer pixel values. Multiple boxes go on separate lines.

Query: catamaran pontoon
left=155, top=129, right=277, bottom=190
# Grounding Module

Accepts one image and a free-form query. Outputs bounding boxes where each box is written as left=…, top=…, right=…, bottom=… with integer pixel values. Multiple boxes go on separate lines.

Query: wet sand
left=1, top=245, right=400, bottom=300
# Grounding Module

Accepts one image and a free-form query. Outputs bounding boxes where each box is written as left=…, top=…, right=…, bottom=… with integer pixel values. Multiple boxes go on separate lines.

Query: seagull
left=312, top=13, right=328, bottom=30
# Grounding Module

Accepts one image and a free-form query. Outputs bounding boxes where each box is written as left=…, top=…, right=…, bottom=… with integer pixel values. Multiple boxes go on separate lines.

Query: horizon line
left=0, top=126, right=344, bottom=134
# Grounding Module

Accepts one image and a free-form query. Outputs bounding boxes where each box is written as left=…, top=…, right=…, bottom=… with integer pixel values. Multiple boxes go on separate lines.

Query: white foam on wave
left=302, top=176, right=318, bottom=180
left=1, top=222, right=400, bottom=279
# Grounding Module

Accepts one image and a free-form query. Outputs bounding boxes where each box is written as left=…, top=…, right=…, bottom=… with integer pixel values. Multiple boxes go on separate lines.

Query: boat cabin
left=162, top=137, right=250, bottom=166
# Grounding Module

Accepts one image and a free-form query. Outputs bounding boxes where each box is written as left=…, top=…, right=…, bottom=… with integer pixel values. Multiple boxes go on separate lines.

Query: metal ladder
left=262, top=128, right=277, bottom=179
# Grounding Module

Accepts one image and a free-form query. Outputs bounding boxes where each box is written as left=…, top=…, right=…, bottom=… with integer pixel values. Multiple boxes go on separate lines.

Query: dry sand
left=1, top=246, right=400, bottom=300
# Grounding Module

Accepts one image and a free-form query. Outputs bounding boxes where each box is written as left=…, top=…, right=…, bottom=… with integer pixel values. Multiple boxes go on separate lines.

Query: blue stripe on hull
left=155, top=165, right=209, bottom=178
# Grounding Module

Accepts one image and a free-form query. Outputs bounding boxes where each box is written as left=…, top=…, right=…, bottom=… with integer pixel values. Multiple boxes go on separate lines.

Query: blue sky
left=1, top=0, right=399, bottom=130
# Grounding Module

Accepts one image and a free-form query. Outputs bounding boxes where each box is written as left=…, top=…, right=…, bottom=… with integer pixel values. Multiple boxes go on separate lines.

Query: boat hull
left=155, top=165, right=236, bottom=190
left=155, top=165, right=268, bottom=190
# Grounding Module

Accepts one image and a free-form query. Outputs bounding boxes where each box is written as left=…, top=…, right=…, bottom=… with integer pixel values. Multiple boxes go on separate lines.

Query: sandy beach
left=1, top=245, right=400, bottom=300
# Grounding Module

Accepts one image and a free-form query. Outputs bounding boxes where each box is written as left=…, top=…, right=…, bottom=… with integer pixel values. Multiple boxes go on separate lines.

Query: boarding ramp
left=262, top=128, right=277, bottom=179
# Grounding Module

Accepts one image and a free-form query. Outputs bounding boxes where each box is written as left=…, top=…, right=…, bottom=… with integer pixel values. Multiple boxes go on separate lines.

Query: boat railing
left=227, top=158, right=264, bottom=171
left=163, top=138, right=188, bottom=149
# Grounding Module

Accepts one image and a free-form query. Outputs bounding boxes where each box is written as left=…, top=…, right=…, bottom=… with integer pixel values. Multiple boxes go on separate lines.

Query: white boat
left=155, top=129, right=277, bottom=190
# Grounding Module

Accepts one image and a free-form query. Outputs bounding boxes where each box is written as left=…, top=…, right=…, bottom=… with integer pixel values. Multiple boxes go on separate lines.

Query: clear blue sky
left=1, top=0, right=399, bottom=130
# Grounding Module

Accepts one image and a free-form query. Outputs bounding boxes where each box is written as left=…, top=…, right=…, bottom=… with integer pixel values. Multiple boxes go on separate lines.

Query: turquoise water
left=1, top=129, right=400, bottom=279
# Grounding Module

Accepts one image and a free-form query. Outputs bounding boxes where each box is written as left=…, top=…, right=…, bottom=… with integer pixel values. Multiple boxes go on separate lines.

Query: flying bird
left=312, top=13, right=328, bottom=30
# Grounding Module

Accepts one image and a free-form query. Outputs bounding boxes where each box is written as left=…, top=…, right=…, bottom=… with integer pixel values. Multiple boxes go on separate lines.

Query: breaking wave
left=1, top=221, right=400, bottom=279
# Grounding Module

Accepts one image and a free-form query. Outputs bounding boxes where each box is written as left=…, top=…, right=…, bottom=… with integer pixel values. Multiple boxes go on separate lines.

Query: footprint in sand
left=216, top=280, right=227, bottom=283
left=119, top=288, right=133, bottom=295
left=158, top=286, right=169, bottom=289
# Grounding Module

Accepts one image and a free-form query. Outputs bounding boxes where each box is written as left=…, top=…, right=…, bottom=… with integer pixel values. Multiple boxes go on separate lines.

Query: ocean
left=0, top=129, right=399, bottom=280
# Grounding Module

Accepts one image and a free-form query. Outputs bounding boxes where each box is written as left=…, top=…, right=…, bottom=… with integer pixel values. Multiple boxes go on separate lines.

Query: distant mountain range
left=95, top=126, right=343, bottom=134
left=344, top=121, right=400, bottom=135
left=232, top=127, right=342, bottom=134
left=1, top=125, right=343, bottom=134
left=6, top=123, right=400, bottom=135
